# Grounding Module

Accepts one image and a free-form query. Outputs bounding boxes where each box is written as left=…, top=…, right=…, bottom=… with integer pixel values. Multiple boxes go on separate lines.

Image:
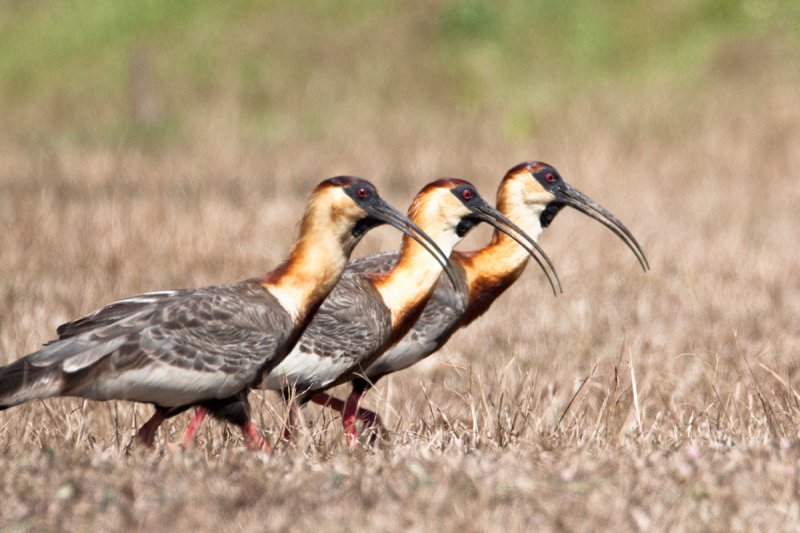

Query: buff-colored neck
left=261, top=214, right=354, bottom=324
left=373, top=228, right=461, bottom=328
left=463, top=200, right=544, bottom=296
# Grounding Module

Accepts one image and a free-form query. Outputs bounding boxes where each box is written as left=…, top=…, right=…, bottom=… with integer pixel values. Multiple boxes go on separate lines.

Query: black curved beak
left=551, top=184, right=650, bottom=272
left=469, top=198, right=562, bottom=297
left=362, top=200, right=460, bottom=289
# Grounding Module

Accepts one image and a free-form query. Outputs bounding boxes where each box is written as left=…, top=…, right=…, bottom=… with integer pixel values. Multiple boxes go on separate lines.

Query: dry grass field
left=1, top=2, right=799, bottom=531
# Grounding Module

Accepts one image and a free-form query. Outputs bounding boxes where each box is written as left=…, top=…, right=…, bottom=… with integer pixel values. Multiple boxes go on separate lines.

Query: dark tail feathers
left=0, top=357, right=64, bottom=410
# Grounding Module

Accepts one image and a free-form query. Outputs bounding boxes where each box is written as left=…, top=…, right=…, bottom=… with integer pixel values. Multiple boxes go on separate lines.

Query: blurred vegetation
left=0, top=0, right=797, bottom=147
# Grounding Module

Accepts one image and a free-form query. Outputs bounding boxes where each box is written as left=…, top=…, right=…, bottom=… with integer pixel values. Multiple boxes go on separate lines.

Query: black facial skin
left=450, top=183, right=487, bottom=237
left=340, top=179, right=378, bottom=237
left=531, top=166, right=562, bottom=192
left=530, top=166, right=565, bottom=228
left=455, top=218, right=479, bottom=237
left=343, top=178, right=377, bottom=205
left=450, top=183, right=481, bottom=204
left=351, top=216, right=381, bottom=238
left=539, top=203, right=564, bottom=228
left=450, top=183, right=483, bottom=236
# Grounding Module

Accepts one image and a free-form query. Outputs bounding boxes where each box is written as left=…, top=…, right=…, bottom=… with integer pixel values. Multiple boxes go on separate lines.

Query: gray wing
left=0, top=280, right=292, bottom=409
left=262, top=272, right=391, bottom=393
left=346, top=251, right=398, bottom=275
left=55, top=290, right=191, bottom=340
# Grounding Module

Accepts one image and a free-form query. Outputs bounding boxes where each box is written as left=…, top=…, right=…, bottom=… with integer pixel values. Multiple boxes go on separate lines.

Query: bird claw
left=135, top=410, right=166, bottom=448
left=242, top=422, right=272, bottom=453
left=361, top=414, right=386, bottom=445
left=343, top=408, right=386, bottom=446
left=181, top=407, right=208, bottom=447
left=358, top=410, right=386, bottom=445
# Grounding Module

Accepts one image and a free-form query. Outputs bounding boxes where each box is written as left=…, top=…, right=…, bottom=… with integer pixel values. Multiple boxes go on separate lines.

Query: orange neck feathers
left=371, top=238, right=451, bottom=329
left=260, top=195, right=358, bottom=324
left=371, top=192, right=464, bottom=329
left=459, top=193, right=545, bottom=305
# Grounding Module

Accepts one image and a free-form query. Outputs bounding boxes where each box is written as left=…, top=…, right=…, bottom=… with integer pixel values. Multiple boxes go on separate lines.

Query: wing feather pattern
left=0, top=280, right=292, bottom=409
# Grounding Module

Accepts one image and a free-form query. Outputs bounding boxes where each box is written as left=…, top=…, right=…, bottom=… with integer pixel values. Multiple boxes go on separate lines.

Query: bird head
left=408, top=178, right=560, bottom=293
left=309, top=176, right=456, bottom=276
left=497, top=162, right=650, bottom=272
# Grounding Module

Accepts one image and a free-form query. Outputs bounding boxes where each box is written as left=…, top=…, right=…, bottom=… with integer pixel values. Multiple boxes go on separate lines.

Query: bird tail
left=0, top=332, right=128, bottom=410
left=0, top=356, right=65, bottom=410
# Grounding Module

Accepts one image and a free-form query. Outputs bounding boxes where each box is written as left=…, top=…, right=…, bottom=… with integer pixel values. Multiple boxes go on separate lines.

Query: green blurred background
left=1, top=0, right=796, bottom=141
left=0, top=0, right=798, bottom=195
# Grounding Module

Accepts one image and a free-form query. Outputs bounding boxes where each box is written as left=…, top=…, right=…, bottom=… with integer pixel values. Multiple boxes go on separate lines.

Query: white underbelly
left=366, top=337, right=438, bottom=379
left=79, top=364, right=245, bottom=407
left=261, top=350, right=355, bottom=392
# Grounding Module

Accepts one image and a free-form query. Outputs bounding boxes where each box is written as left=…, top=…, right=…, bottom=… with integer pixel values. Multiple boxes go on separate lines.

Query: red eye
left=461, top=188, right=473, bottom=201
left=357, top=187, right=369, bottom=199
left=545, top=173, right=556, bottom=183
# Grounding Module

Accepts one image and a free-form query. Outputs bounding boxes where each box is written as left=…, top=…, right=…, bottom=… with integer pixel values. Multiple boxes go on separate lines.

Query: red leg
left=136, top=409, right=166, bottom=447
left=360, top=409, right=382, bottom=427
left=342, top=390, right=363, bottom=444
left=282, top=402, right=299, bottom=441
left=241, top=421, right=271, bottom=452
left=357, top=407, right=385, bottom=442
left=182, top=407, right=208, bottom=447
left=311, top=392, right=345, bottom=411
left=311, top=391, right=385, bottom=442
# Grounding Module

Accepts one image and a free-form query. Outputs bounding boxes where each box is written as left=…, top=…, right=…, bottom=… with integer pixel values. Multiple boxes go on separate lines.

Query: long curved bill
left=363, top=200, right=460, bottom=289
left=470, top=198, right=562, bottom=297
left=556, top=185, right=650, bottom=272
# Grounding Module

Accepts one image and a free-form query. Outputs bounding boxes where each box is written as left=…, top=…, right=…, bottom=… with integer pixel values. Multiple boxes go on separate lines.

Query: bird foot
left=181, top=407, right=208, bottom=447
left=359, top=410, right=386, bottom=445
left=281, top=402, right=300, bottom=442
left=343, top=416, right=360, bottom=447
left=242, top=422, right=272, bottom=452
left=136, top=410, right=166, bottom=447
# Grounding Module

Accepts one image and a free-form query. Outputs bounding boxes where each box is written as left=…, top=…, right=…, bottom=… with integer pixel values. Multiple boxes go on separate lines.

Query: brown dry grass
left=1, top=45, right=799, bottom=532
